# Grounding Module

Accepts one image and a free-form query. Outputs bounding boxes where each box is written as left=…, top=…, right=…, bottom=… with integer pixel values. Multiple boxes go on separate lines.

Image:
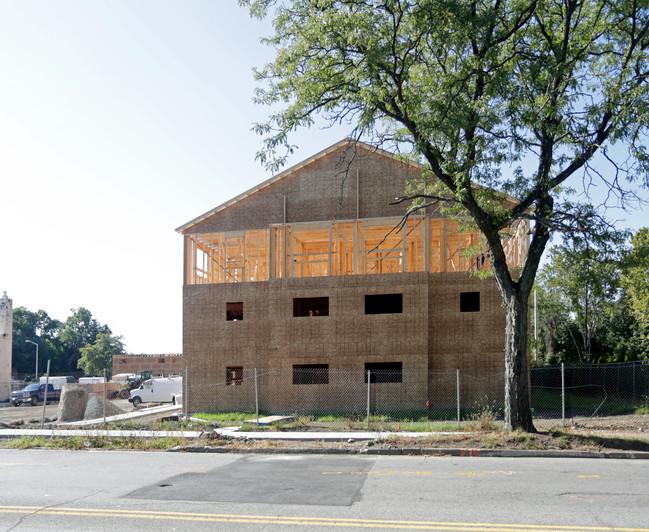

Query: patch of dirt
left=4, top=405, right=649, bottom=454
left=568, top=413, right=649, bottom=433
left=179, top=414, right=649, bottom=454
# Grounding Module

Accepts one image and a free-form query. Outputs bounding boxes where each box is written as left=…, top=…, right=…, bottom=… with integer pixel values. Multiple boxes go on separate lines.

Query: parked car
left=128, top=376, right=182, bottom=408
left=11, top=383, right=61, bottom=406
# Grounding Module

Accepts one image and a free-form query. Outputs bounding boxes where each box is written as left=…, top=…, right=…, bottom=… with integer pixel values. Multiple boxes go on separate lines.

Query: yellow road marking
left=323, top=471, right=433, bottom=476
left=578, top=475, right=600, bottom=478
left=0, top=506, right=648, bottom=531
left=321, top=471, right=513, bottom=477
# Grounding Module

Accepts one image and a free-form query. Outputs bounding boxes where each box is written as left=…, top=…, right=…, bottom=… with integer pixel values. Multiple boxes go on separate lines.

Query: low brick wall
left=112, top=354, right=183, bottom=377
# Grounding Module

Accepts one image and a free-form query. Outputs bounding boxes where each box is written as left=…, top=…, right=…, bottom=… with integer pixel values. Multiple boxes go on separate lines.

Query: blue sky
left=0, top=1, right=347, bottom=354
left=1, top=1, right=646, bottom=355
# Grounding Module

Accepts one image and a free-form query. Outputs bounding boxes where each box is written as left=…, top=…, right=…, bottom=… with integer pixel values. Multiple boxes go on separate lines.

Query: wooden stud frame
left=184, top=216, right=529, bottom=285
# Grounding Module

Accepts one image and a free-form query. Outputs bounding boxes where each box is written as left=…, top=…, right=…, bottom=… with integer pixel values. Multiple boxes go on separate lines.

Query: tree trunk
left=503, top=291, right=536, bottom=432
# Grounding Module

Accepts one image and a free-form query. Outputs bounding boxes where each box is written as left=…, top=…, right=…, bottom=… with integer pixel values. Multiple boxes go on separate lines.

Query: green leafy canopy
left=240, top=0, right=649, bottom=431
left=242, top=0, right=649, bottom=240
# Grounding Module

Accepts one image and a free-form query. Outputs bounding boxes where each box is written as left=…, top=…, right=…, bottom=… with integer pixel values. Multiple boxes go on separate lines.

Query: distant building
left=112, top=353, right=183, bottom=377
left=177, top=139, right=529, bottom=413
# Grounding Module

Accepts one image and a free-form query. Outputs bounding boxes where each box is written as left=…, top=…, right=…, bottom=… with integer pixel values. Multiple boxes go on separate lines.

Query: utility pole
left=26, top=339, right=39, bottom=381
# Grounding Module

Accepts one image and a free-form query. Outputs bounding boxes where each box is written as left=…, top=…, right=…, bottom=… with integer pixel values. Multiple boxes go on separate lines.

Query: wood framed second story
left=177, top=140, right=530, bottom=286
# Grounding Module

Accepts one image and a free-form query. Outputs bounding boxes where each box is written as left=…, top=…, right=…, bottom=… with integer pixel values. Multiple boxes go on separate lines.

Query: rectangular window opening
left=364, top=362, right=403, bottom=383
left=365, top=293, right=403, bottom=314
left=460, top=292, right=480, bottom=312
left=292, top=364, right=329, bottom=385
left=226, top=366, right=243, bottom=386
left=226, top=302, right=243, bottom=321
left=293, top=297, right=329, bottom=317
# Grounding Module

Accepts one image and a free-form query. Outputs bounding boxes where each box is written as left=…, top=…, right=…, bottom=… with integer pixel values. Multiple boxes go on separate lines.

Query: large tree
left=11, top=308, right=62, bottom=377
left=534, top=233, right=647, bottom=364
left=59, top=307, right=111, bottom=372
left=621, top=227, right=649, bottom=332
left=77, top=332, right=125, bottom=378
left=535, top=236, right=623, bottom=362
left=12, top=306, right=123, bottom=376
left=241, top=0, right=649, bottom=430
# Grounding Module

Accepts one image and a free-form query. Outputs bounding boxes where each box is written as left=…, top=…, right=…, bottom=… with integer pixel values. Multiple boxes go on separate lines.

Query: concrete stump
left=58, top=384, right=89, bottom=421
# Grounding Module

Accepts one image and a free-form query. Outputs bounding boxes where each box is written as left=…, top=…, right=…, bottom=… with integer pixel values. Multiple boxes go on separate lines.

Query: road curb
left=167, top=445, right=649, bottom=459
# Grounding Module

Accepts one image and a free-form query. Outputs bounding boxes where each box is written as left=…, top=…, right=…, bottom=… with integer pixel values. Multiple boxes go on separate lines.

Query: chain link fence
left=531, top=360, right=649, bottom=429
left=1, top=371, right=98, bottom=404
left=183, top=361, right=649, bottom=431
left=3, top=361, right=647, bottom=432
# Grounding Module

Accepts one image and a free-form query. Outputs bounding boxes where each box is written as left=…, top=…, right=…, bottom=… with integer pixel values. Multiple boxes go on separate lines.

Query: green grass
left=191, top=411, right=261, bottom=425
left=194, top=411, right=472, bottom=433
left=165, top=392, right=649, bottom=435
left=634, top=398, right=649, bottom=415
left=531, top=387, right=647, bottom=416
left=0, top=435, right=190, bottom=451
left=506, top=430, right=542, bottom=450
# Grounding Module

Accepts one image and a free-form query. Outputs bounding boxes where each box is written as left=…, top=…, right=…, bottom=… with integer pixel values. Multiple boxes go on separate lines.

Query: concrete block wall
left=188, top=144, right=441, bottom=235
left=180, top=141, right=511, bottom=414
left=427, top=272, right=507, bottom=406
left=112, top=354, right=183, bottom=377
left=183, top=271, right=507, bottom=413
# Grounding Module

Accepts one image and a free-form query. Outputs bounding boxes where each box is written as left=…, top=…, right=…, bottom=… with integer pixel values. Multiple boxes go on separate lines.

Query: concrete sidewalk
left=214, top=425, right=463, bottom=441
left=61, top=403, right=182, bottom=426
left=0, top=425, right=452, bottom=442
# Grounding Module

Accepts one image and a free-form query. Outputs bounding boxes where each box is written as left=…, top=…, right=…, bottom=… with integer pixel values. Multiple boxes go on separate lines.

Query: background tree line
left=12, top=307, right=125, bottom=379
left=534, top=227, right=649, bottom=365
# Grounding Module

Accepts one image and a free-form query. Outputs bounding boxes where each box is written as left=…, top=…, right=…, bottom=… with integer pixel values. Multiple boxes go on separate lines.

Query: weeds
left=506, top=430, right=542, bottom=449
left=634, top=396, right=649, bottom=415
left=1, top=435, right=190, bottom=451
left=465, top=401, right=501, bottom=431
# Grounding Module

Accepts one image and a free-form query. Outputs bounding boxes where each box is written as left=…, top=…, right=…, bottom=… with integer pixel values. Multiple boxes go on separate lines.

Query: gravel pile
left=84, top=393, right=125, bottom=420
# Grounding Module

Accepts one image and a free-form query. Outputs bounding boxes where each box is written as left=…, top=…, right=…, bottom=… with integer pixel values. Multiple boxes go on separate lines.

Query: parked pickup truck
left=11, top=383, right=61, bottom=406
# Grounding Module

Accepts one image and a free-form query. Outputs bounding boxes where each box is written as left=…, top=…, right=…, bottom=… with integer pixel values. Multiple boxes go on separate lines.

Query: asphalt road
left=0, top=449, right=648, bottom=531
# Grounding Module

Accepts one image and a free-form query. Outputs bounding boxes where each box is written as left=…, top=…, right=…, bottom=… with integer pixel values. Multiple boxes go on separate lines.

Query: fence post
left=41, top=360, right=50, bottom=429
left=184, top=366, right=189, bottom=420
left=255, top=368, right=259, bottom=426
left=103, top=368, right=107, bottom=425
left=366, top=370, right=371, bottom=430
left=561, top=363, right=565, bottom=427
left=456, top=369, right=461, bottom=429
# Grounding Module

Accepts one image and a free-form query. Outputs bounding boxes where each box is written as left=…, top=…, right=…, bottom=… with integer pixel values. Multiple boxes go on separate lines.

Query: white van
left=128, top=376, right=182, bottom=407
left=78, top=377, right=106, bottom=384
left=39, top=376, right=72, bottom=391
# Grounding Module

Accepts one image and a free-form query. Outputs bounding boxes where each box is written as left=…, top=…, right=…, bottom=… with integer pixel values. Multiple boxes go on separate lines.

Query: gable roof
left=175, top=138, right=422, bottom=233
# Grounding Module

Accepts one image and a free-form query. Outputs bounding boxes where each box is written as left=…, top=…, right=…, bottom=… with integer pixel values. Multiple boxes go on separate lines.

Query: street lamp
left=25, top=340, right=38, bottom=382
